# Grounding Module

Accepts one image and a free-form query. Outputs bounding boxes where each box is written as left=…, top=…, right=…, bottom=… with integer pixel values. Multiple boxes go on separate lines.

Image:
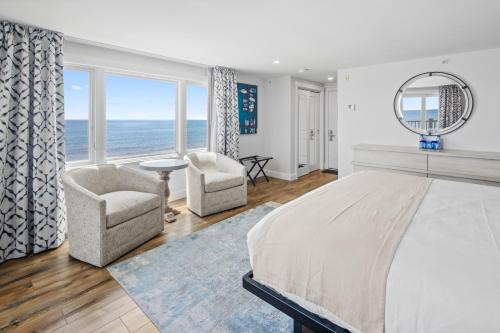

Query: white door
left=297, top=89, right=320, bottom=176
left=297, top=92, right=309, bottom=174
left=308, top=92, right=320, bottom=171
left=325, top=89, right=338, bottom=170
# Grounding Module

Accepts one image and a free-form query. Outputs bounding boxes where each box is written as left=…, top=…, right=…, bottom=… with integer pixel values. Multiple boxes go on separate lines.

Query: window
left=105, top=74, right=177, bottom=158
left=425, top=96, right=439, bottom=129
left=63, top=65, right=207, bottom=165
left=64, top=69, right=90, bottom=162
left=186, top=84, right=208, bottom=150
left=402, top=93, right=439, bottom=130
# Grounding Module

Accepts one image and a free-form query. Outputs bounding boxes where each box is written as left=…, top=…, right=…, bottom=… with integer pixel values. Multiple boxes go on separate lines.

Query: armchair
left=184, top=152, right=247, bottom=217
left=62, top=164, right=164, bottom=267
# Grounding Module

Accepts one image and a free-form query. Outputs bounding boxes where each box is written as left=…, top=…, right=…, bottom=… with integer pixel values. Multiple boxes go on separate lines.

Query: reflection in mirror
left=394, top=72, right=473, bottom=135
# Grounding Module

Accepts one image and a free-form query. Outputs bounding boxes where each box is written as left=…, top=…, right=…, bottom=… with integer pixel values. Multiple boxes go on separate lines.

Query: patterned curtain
left=213, top=66, right=239, bottom=160
left=207, top=68, right=217, bottom=152
left=0, top=22, right=66, bottom=263
left=439, top=84, right=464, bottom=128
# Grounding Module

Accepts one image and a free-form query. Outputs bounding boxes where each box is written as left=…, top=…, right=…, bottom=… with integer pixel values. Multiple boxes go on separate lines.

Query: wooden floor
left=0, top=171, right=336, bottom=333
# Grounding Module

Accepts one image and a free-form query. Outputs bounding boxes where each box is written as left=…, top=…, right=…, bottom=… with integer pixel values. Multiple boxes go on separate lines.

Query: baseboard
left=168, top=171, right=294, bottom=200
left=169, top=188, right=186, bottom=201
left=263, top=169, right=296, bottom=181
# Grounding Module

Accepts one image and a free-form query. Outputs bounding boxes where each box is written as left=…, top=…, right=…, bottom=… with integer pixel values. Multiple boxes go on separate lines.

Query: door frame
left=293, top=81, right=324, bottom=179
left=324, top=86, right=338, bottom=170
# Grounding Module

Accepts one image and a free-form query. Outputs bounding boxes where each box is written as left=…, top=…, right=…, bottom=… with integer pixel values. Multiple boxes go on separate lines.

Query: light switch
left=347, top=104, right=356, bottom=112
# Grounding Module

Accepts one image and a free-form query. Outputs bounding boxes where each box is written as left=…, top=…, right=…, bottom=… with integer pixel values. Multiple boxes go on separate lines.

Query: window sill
left=66, top=152, right=181, bottom=170
left=107, top=152, right=181, bottom=165
left=186, top=147, right=208, bottom=153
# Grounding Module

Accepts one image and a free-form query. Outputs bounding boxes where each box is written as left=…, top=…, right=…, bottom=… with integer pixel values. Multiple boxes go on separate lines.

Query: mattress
left=247, top=173, right=500, bottom=333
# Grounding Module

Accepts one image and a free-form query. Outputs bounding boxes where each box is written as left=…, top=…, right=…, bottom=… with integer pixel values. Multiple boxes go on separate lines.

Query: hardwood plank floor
left=0, top=171, right=336, bottom=333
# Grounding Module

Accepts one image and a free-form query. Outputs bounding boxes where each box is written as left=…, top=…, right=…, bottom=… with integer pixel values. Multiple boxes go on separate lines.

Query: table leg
left=158, top=170, right=178, bottom=223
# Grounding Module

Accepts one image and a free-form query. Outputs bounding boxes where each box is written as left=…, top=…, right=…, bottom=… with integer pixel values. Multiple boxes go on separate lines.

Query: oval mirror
left=394, top=72, right=473, bottom=135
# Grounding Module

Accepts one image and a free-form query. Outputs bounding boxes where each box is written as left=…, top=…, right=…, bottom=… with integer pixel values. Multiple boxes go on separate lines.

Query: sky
left=403, top=96, right=438, bottom=111
left=64, top=69, right=208, bottom=120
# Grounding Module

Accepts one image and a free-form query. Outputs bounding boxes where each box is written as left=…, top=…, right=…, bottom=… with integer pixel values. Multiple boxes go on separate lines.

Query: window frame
left=185, top=81, right=210, bottom=153
left=104, top=70, right=180, bottom=161
left=64, top=65, right=95, bottom=167
left=401, top=91, right=439, bottom=131
left=64, top=62, right=208, bottom=167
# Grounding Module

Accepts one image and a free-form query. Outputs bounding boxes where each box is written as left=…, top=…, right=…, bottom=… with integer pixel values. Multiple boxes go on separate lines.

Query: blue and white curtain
left=439, top=84, right=465, bottom=128
left=211, top=66, right=239, bottom=160
left=0, top=21, right=66, bottom=263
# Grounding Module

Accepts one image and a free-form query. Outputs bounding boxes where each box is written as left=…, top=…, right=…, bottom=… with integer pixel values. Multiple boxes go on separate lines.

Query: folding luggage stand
left=238, top=155, right=273, bottom=186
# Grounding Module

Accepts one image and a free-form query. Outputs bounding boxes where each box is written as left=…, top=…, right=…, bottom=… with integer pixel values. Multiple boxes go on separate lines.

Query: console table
left=353, top=144, right=500, bottom=186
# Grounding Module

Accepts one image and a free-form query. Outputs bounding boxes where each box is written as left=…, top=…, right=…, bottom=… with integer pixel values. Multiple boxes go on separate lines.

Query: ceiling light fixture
left=299, top=68, right=312, bottom=73
left=327, top=76, right=334, bottom=81
left=273, top=60, right=280, bottom=64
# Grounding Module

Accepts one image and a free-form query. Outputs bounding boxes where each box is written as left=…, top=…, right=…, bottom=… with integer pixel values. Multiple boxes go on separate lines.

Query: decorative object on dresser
left=139, top=159, right=189, bottom=223
left=239, top=155, right=273, bottom=186
left=419, top=135, right=443, bottom=150
left=394, top=72, right=473, bottom=136
left=184, top=152, right=247, bottom=217
left=62, top=165, right=165, bottom=267
left=353, top=144, right=500, bottom=186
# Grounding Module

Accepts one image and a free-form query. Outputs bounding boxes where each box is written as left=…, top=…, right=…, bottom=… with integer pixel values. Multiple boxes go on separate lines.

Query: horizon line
left=65, top=118, right=207, bottom=121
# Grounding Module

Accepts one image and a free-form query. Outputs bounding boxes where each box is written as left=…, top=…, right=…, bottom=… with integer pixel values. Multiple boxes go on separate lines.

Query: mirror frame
left=394, top=72, right=474, bottom=135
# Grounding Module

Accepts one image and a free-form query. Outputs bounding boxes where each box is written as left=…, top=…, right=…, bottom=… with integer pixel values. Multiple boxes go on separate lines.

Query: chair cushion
left=101, top=191, right=160, bottom=228
left=204, top=171, right=244, bottom=193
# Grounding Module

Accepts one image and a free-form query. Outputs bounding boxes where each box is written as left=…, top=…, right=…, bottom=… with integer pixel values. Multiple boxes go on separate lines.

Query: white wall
left=65, top=39, right=207, bottom=81
left=337, top=48, right=500, bottom=178
left=258, top=76, right=325, bottom=180
left=262, top=76, right=295, bottom=180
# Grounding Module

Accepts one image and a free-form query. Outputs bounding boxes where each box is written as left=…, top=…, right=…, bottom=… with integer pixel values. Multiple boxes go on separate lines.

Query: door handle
left=328, top=130, right=336, bottom=141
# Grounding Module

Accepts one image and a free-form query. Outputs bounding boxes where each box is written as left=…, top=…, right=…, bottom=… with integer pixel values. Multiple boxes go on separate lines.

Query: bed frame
left=242, top=271, right=351, bottom=333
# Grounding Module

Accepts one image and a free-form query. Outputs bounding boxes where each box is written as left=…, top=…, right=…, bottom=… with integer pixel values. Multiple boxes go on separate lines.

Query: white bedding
left=247, top=177, right=500, bottom=333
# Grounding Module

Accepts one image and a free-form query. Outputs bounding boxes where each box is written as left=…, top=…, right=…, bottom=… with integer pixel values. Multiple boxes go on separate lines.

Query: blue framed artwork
left=237, top=83, right=257, bottom=134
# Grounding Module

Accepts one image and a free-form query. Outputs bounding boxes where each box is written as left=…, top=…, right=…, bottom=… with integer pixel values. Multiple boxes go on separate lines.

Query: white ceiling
left=1, top=0, right=500, bottom=82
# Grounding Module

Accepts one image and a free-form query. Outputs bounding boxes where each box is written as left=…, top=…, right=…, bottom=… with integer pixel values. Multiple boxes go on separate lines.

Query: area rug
left=108, top=202, right=292, bottom=332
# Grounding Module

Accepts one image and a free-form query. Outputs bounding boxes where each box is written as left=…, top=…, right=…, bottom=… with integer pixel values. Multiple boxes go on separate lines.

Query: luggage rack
left=238, top=155, right=273, bottom=186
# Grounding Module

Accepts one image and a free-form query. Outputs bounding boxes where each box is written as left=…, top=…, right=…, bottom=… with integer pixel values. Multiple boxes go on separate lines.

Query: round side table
left=139, top=159, right=188, bottom=223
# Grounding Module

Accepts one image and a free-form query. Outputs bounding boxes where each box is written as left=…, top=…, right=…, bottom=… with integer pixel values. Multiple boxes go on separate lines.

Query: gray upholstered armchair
left=184, top=152, right=247, bottom=217
left=62, top=164, right=164, bottom=267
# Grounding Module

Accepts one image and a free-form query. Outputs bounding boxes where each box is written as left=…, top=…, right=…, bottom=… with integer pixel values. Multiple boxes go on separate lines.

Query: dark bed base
left=242, top=271, right=351, bottom=333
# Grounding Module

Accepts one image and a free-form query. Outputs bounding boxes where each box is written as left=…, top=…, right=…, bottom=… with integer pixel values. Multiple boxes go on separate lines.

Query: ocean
left=403, top=109, right=438, bottom=121
left=65, top=120, right=207, bottom=161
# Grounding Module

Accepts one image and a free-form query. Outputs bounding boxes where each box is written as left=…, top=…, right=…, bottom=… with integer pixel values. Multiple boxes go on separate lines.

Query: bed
left=244, top=171, right=500, bottom=333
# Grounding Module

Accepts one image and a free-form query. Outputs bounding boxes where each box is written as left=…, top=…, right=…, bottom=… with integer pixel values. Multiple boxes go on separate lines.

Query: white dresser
left=353, top=144, right=500, bottom=186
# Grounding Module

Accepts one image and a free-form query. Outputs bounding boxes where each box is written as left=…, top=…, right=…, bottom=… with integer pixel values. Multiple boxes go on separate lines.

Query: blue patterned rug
left=108, top=202, right=292, bottom=332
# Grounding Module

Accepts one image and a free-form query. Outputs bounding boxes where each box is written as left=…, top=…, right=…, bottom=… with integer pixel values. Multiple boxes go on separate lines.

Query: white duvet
left=248, top=177, right=500, bottom=333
